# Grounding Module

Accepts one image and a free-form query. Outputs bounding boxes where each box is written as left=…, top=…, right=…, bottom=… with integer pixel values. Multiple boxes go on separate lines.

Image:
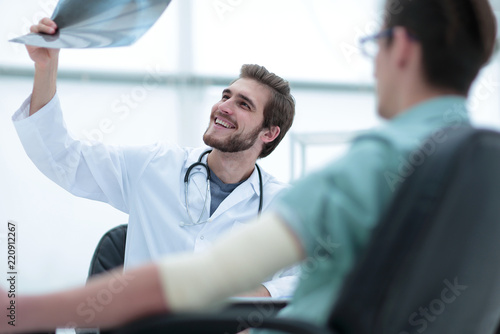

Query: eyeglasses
left=359, top=28, right=394, bottom=58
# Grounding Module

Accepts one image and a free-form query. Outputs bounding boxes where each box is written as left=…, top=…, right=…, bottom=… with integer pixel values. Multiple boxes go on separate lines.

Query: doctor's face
left=203, top=78, right=271, bottom=153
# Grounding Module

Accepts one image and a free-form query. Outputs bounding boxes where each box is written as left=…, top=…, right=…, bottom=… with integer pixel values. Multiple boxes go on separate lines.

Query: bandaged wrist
left=157, top=213, right=302, bottom=311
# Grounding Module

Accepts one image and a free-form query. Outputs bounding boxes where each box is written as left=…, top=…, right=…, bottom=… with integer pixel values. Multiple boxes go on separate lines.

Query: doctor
left=12, top=18, right=296, bottom=298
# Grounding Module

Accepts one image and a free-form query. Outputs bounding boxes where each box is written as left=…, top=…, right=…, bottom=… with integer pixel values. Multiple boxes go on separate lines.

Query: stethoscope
left=182, top=150, right=263, bottom=227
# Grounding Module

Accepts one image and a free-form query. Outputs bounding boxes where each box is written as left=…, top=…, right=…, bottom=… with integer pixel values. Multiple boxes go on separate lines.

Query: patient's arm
left=0, top=213, right=303, bottom=333
left=158, top=213, right=303, bottom=311
left=4, top=263, right=166, bottom=333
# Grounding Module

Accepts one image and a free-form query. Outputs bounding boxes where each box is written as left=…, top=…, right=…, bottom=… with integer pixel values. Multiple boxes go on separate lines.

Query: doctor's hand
left=26, top=18, right=60, bottom=68
left=26, top=17, right=60, bottom=116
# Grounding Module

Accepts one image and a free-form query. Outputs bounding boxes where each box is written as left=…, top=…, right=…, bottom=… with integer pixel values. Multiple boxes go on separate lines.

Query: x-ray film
left=9, top=0, right=172, bottom=48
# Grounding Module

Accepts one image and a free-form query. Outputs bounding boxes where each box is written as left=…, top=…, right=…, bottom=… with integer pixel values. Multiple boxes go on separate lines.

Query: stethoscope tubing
left=183, top=150, right=263, bottom=226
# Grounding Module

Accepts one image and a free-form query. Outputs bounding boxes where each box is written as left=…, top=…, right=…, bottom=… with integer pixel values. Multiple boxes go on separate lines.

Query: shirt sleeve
left=12, top=94, right=159, bottom=213
left=261, top=269, right=299, bottom=298
left=273, top=136, right=394, bottom=272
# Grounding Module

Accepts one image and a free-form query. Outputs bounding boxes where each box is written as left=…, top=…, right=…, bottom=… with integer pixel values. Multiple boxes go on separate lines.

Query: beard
left=203, top=124, right=263, bottom=153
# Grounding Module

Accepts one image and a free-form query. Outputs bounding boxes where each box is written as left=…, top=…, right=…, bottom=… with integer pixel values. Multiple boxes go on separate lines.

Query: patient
left=1, top=0, right=496, bottom=333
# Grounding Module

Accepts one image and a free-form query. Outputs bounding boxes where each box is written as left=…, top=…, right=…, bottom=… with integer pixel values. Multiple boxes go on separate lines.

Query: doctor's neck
left=206, top=149, right=259, bottom=184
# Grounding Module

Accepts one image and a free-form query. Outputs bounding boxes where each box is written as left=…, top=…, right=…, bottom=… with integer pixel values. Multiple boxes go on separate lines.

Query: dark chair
left=88, top=224, right=128, bottom=280
left=326, top=126, right=500, bottom=333
left=103, top=127, right=500, bottom=334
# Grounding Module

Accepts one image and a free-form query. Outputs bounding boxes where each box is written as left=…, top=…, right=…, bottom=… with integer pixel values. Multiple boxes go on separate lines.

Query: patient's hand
left=237, top=285, right=271, bottom=297
left=237, top=329, right=251, bottom=334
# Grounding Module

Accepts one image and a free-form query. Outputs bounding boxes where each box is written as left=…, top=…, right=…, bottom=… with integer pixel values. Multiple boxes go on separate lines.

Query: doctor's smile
left=214, top=117, right=236, bottom=129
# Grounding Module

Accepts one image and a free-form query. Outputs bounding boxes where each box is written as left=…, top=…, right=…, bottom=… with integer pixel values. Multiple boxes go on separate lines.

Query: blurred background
left=1, top=0, right=500, bottom=293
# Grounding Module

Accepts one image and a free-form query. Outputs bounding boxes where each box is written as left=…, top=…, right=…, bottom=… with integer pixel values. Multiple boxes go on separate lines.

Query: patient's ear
left=392, top=26, right=416, bottom=68
left=261, top=126, right=280, bottom=144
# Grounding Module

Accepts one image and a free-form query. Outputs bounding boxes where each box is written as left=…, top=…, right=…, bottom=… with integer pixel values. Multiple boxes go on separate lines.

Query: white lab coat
left=12, top=94, right=298, bottom=298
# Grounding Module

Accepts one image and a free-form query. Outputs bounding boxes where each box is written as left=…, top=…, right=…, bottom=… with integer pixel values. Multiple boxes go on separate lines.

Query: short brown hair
left=237, top=64, right=295, bottom=158
left=384, top=0, right=496, bottom=95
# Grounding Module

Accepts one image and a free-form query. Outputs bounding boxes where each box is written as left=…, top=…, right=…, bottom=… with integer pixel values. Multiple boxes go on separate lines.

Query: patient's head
left=383, top=0, right=496, bottom=95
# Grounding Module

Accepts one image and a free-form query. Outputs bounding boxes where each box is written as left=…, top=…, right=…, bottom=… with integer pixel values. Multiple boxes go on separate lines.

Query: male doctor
left=12, top=18, right=296, bottom=298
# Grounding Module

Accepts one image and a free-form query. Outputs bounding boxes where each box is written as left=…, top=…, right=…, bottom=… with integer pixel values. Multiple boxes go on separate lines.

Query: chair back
left=88, top=224, right=127, bottom=280
left=329, top=127, right=500, bottom=334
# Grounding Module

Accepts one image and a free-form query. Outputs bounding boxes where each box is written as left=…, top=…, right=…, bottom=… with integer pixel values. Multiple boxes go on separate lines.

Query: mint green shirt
left=257, top=97, right=470, bottom=333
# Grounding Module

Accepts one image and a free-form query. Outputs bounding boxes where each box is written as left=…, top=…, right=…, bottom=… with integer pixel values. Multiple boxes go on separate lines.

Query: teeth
left=215, top=118, right=232, bottom=129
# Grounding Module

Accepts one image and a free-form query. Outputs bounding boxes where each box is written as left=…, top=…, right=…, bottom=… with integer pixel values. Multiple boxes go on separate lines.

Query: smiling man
left=12, top=18, right=296, bottom=299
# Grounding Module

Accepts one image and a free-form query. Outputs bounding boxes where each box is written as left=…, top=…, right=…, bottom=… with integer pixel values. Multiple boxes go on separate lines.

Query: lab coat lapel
left=183, top=148, right=211, bottom=222
left=183, top=148, right=211, bottom=196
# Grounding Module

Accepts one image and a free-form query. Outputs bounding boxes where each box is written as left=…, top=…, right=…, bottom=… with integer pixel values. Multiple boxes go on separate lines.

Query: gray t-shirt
left=209, top=168, right=244, bottom=216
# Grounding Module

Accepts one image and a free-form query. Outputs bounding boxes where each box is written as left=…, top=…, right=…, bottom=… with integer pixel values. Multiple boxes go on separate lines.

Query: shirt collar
left=390, top=95, right=469, bottom=127
left=185, top=147, right=211, bottom=167
left=184, top=148, right=263, bottom=195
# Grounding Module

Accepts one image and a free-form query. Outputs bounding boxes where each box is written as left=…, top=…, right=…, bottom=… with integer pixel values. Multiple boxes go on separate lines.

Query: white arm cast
left=158, top=213, right=303, bottom=311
